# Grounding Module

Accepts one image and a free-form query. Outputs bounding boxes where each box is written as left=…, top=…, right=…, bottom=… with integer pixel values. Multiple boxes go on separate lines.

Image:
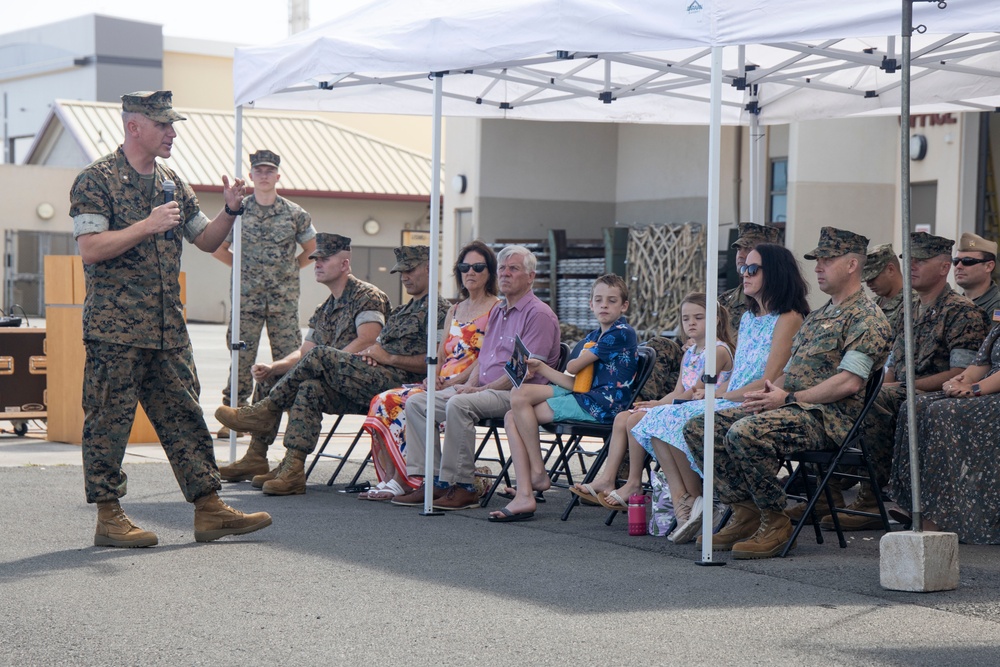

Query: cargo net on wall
left=626, top=222, right=705, bottom=338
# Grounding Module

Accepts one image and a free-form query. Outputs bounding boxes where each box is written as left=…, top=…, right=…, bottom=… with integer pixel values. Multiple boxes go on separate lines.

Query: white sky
left=6, top=0, right=373, bottom=46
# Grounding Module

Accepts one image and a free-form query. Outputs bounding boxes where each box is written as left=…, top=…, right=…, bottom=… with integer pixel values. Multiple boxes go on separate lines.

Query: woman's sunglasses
left=738, top=263, right=763, bottom=277
left=457, top=262, right=488, bottom=274
left=951, top=257, right=992, bottom=267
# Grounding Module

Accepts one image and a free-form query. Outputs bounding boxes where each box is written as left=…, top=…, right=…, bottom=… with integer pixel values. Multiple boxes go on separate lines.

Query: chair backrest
left=557, top=342, right=571, bottom=372
left=842, top=365, right=885, bottom=450
left=628, top=345, right=657, bottom=408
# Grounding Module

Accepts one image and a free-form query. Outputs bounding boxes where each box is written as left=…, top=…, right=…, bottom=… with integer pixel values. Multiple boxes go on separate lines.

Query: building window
left=769, top=158, right=788, bottom=224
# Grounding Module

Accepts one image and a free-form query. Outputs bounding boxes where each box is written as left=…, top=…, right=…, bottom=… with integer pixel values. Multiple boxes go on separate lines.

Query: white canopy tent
left=229, top=0, right=1000, bottom=554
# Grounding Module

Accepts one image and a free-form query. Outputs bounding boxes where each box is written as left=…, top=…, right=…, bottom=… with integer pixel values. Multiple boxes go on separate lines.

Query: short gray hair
left=498, top=245, right=537, bottom=273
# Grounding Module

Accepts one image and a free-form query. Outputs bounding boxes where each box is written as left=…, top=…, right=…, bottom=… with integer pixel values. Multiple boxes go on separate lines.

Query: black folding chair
left=778, top=366, right=890, bottom=557
left=533, top=345, right=657, bottom=521
left=305, top=415, right=372, bottom=487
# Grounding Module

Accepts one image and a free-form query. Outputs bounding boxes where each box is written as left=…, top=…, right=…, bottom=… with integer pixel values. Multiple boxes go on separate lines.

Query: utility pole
left=288, top=0, right=310, bottom=35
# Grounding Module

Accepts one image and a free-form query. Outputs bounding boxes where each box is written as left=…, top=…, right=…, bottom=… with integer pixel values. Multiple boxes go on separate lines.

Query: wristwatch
left=224, top=202, right=245, bottom=216
left=784, top=391, right=796, bottom=405
left=972, top=383, right=982, bottom=397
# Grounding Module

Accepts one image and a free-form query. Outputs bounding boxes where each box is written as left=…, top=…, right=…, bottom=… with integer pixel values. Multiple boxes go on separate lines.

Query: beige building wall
left=787, top=117, right=898, bottom=308
left=615, top=124, right=740, bottom=226
left=0, top=165, right=79, bottom=238
left=475, top=119, right=619, bottom=242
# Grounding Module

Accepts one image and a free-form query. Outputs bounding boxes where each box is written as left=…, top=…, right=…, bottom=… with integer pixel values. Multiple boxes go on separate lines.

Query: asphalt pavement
left=2, top=323, right=1000, bottom=665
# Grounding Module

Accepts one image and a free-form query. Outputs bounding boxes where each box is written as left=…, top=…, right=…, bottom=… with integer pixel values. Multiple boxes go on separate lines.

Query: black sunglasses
left=738, top=263, right=763, bottom=277
left=457, top=262, right=488, bottom=274
left=952, top=257, right=992, bottom=267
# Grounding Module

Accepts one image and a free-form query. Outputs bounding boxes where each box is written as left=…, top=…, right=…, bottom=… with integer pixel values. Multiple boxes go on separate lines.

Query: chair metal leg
left=305, top=414, right=345, bottom=480
left=558, top=437, right=610, bottom=521
left=324, top=425, right=367, bottom=486
left=343, top=451, right=372, bottom=487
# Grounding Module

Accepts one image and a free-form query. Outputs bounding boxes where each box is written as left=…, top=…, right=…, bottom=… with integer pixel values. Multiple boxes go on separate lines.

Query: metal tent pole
left=900, top=0, right=922, bottom=532
left=228, top=106, right=245, bottom=463
left=420, top=72, right=445, bottom=517
left=698, top=46, right=725, bottom=566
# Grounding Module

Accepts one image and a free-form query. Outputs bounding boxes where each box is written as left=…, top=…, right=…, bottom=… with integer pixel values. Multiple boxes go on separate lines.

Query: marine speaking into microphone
left=162, top=179, right=176, bottom=239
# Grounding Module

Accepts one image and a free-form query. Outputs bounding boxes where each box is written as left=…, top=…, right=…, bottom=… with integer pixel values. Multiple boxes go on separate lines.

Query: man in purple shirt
left=394, top=245, right=561, bottom=510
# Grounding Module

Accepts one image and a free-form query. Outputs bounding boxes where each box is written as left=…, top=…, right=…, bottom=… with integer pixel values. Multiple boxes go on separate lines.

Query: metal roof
left=28, top=99, right=437, bottom=200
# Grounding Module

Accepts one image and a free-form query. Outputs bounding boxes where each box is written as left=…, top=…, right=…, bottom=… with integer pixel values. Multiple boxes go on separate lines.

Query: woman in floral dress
left=361, top=241, right=500, bottom=500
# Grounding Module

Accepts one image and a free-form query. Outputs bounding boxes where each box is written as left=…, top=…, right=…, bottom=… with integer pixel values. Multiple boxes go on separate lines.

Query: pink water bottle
left=628, top=493, right=648, bottom=536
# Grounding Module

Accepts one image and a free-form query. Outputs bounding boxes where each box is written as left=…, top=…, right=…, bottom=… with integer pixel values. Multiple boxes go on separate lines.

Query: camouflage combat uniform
left=719, top=285, right=747, bottom=339
left=266, top=294, right=450, bottom=455
left=307, top=275, right=391, bottom=348
left=252, top=274, right=391, bottom=448
left=875, top=291, right=906, bottom=333
left=223, top=194, right=316, bottom=404
left=683, top=288, right=891, bottom=511
left=71, top=146, right=222, bottom=504
left=862, top=283, right=988, bottom=483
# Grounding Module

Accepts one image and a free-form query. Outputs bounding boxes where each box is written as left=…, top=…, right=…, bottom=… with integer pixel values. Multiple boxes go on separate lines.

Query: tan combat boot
left=218, top=437, right=271, bottom=482
left=94, top=501, right=158, bottom=548
left=251, top=461, right=283, bottom=489
left=261, top=450, right=307, bottom=496
left=819, top=482, right=884, bottom=531
left=193, top=492, right=272, bottom=542
left=696, top=500, right=761, bottom=551
left=786, top=486, right=845, bottom=524
left=215, top=397, right=280, bottom=436
left=217, top=426, right=245, bottom=439
left=731, top=508, right=795, bottom=559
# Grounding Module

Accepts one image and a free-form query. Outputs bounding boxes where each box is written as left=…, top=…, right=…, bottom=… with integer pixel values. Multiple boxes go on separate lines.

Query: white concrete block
left=880, top=530, right=960, bottom=592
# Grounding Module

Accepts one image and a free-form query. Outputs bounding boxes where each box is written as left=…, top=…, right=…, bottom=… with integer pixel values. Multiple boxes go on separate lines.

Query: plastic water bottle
left=628, top=493, right=648, bottom=536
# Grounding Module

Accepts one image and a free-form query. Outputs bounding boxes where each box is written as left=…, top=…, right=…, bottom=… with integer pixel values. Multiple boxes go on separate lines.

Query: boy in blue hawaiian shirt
left=488, top=274, right=639, bottom=522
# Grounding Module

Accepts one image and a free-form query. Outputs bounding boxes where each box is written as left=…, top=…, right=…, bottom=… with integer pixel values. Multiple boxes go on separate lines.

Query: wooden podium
left=44, top=256, right=185, bottom=445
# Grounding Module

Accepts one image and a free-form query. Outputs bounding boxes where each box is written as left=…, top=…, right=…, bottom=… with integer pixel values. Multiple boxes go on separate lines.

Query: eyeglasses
left=738, top=263, right=763, bottom=277
left=457, top=262, right=488, bottom=274
left=952, top=257, right=993, bottom=267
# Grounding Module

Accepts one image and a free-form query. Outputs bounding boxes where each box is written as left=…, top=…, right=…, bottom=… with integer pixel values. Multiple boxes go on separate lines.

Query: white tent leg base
left=879, top=530, right=959, bottom=592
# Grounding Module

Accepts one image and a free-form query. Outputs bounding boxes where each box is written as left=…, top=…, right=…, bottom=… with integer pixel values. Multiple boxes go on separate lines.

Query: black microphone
left=162, top=179, right=176, bottom=240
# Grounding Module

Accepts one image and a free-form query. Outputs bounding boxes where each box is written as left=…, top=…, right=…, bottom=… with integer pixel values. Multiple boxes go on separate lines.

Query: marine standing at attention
left=212, top=149, right=317, bottom=437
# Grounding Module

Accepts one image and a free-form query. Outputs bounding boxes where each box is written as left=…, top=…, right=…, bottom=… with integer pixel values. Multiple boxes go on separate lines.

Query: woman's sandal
left=358, top=481, right=388, bottom=500
left=366, top=478, right=407, bottom=501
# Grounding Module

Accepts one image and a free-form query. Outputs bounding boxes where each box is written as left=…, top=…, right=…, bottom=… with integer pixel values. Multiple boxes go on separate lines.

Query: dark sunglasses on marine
left=739, top=263, right=762, bottom=277
left=457, top=262, right=488, bottom=273
left=952, top=257, right=990, bottom=267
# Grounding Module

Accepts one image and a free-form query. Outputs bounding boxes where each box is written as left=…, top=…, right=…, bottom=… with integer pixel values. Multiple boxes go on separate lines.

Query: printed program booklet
left=504, top=334, right=543, bottom=388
